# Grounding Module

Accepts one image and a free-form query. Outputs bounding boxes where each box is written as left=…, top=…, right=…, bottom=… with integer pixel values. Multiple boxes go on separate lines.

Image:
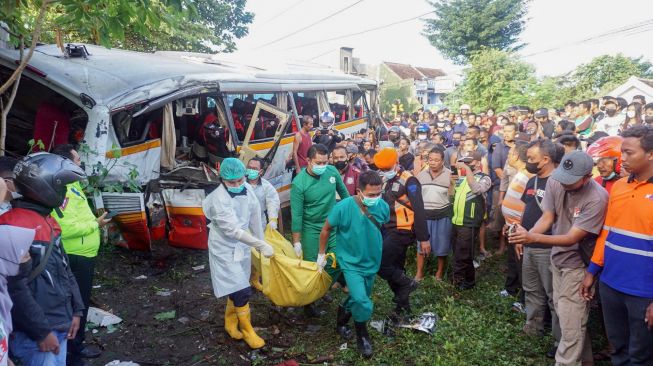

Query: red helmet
left=587, top=136, right=622, bottom=173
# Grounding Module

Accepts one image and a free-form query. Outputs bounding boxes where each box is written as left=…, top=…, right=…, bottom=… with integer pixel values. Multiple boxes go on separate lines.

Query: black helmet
left=13, top=152, right=86, bottom=209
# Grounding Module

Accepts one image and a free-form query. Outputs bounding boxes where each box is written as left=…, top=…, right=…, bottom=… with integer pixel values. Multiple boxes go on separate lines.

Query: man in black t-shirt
left=518, top=139, right=561, bottom=357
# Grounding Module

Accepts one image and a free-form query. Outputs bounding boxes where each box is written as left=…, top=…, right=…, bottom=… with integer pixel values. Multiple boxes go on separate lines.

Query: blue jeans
left=10, top=331, right=68, bottom=366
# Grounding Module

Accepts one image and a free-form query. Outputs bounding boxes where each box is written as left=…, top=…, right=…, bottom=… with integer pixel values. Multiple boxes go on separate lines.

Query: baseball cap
left=534, top=108, right=548, bottom=118
left=345, top=145, right=359, bottom=154
left=551, top=151, right=594, bottom=185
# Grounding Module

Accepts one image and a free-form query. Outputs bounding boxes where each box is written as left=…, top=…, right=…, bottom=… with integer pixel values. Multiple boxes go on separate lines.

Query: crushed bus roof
left=0, top=44, right=377, bottom=110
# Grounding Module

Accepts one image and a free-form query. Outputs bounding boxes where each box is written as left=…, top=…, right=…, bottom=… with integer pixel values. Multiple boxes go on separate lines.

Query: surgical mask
left=418, top=134, right=427, bottom=140
left=246, top=169, right=259, bottom=180
left=525, top=161, right=542, bottom=175
left=627, top=111, right=636, bottom=118
left=605, top=109, right=617, bottom=117
left=380, top=169, right=397, bottom=182
left=605, top=172, right=617, bottom=180
left=10, top=191, right=22, bottom=200
left=226, top=183, right=245, bottom=194
left=312, top=164, right=327, bottom=175
left=334, top=161, right=348, bottom=171
left=361, top=195, right=380, bottom=207
left=445, top=125, right=452, bottom=131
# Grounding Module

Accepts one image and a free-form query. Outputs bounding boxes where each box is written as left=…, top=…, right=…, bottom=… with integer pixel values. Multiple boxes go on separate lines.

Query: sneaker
left=499, top=289, right=510, bottom=297
left=473, top=260, right=480, bottom=269
left=511, top=302, right=526, bottom=314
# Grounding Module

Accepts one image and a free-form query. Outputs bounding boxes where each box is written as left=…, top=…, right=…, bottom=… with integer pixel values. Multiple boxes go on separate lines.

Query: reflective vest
left=383, top=170, right=415, bottom=232
left=452, top=172, right=487, bottom=227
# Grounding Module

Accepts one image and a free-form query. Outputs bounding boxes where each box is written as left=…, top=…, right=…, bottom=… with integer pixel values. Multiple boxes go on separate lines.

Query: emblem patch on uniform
left=329, top=177, right=336, bottom=184
left=645, top=194, right=653, bottom=202
left=573, top=207, right=581, bottom=218
left=346, top=177, right=354, bottom=185
left=392, top=183, right=400, bottom=192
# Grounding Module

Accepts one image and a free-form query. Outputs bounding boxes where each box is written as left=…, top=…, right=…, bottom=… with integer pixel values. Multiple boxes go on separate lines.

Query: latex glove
left=259, top=241, right=274, bottom=258
left=293, top=242, right=303, bottom=258
left=269, top=220, right=278, bottom=231
left=316, top=253, right=326, bottom=273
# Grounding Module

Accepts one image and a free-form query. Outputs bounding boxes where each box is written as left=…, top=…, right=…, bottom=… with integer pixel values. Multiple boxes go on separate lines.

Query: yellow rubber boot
left=235, top=303, right=265, bottom=349
left=224, top=299, right=243, bottom=340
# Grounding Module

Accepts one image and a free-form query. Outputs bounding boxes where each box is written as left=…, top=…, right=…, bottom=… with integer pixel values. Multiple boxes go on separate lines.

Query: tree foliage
left=423, top=0, right=529, bottom=65
left=448, top=49, right=536, bottom=111
left=1, top=0, right=253, bottom=53
left=447, top=50, right=653, bottom=112
left=564, top=54, right=653, bottom=100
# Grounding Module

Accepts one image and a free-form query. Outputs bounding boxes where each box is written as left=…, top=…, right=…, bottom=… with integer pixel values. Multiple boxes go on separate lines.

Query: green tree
left=565, top=54, right=653, bottom=100
left=448, top=49, right=536, bottom=111
left=0, top=0, right=194, bottom=155
left=423, top=0, right=529, bottom=65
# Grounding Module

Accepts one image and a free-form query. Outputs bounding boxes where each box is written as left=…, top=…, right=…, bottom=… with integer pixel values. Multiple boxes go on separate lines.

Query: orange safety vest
left=384, top=170, right=416, bottom=232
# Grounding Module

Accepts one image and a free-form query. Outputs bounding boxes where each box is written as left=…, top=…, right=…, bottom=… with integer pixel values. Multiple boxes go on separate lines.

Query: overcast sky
left=234, top=0, right=653, bottom=77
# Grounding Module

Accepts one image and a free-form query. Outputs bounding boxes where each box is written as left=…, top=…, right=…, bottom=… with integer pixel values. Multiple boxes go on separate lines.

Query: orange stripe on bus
left=165, top=206, right=204, bottom=215
left=240, top=118, right=367, bottom=152
left=106, top=139, right=161, bottom=159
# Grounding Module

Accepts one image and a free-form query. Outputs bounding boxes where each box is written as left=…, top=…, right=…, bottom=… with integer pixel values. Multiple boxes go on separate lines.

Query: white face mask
left=10, top=192, right=22, bottom=200
left=627, top=111, right=636, bottom=118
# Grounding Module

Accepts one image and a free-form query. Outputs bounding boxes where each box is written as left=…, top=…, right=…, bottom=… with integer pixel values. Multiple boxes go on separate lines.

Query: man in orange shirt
left=580, top=125, right=653, bottom=365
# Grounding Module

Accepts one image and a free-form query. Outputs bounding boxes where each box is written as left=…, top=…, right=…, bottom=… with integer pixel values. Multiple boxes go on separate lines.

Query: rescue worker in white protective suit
left=245, top=157, right=281, bottom=232
left=202, top=158, right=274, bottom=349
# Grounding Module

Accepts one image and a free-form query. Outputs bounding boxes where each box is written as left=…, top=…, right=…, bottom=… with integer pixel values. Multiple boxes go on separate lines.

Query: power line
left=522, top=18, right=653, bottom=58
left=259, top=0, right=308, bottom=26
left=298, top=10, right=437, bottom=58
left=254, top=0, right=366, bottom=50
left=306, top=48, right=338, bottom=62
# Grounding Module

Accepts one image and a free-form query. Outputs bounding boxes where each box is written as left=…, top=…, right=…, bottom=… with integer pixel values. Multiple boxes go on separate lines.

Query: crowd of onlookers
left=290, top=96, right=653, bottom=365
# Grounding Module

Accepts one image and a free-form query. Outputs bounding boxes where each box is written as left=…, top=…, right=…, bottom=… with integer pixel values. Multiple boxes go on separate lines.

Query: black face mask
left=605, top=109, right=617, bottom=117
left=334, top=161, right=348, bottom=171
left=525, top=161, right=542, bottom=174
left=645, top=115, right=653, bottom=124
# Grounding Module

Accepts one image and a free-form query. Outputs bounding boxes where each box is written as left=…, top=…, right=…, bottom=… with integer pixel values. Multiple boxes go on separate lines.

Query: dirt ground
left=89, top=240, right=341, bottom=366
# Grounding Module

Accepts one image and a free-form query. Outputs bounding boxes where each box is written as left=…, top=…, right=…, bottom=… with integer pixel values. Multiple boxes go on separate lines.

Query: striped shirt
left=588, top=175, right=653, bottom=298
left=417, top=168, right=452, bottom=219
left=501, top=170, right=533, bottom=225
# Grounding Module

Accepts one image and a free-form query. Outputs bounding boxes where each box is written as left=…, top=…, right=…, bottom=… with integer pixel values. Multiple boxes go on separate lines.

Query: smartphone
left=451, top=166, right=458, bottom=176
left=105, top=211, right=119, bottom=219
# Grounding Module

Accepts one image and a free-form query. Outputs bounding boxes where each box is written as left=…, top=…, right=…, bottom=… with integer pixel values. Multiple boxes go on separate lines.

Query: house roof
left=415, top=67, right=446, bottom=78
left=383, top=62, right=425, bottom=80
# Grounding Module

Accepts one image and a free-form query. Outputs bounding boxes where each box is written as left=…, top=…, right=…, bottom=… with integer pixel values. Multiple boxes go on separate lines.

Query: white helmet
left=460, top=104, right=471, bottom=111
left=320, top=111, right=335, bottom=128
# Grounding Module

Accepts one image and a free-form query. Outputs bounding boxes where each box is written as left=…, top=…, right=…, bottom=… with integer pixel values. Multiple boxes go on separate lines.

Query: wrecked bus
left=0, top=44, right=379, bottom=250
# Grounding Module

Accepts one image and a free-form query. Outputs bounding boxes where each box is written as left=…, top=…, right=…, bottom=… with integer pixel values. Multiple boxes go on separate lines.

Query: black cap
left=534, top=108, right=548, bottom=118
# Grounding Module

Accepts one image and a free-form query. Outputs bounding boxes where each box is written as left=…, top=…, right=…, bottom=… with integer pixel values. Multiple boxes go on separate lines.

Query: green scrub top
left=327, top=196, right=390, bottom=274
left=290, top=165, right=350, bottom=260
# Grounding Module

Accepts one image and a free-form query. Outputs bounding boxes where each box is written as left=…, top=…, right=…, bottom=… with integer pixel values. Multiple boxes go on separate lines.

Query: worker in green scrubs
left=291, top=143, right=349, bottom=314
left=318, top=170, right=390, bottom=358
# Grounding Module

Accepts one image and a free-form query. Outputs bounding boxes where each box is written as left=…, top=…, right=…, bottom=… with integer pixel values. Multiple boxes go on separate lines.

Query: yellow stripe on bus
left=106, top=139, right=161, bottom=158
left=241, top=118, right=367, bottom=152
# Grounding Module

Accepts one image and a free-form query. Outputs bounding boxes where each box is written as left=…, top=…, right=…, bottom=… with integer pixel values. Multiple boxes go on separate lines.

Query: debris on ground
left=397, top=312, right=439, bottom=335
left=154, top=310, right=176, bottom=321
left=87, top=307, right=123, bottom=327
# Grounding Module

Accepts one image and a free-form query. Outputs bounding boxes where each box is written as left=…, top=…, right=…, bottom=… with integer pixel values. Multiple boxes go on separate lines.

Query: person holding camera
left=313, top=112, right=344, bottom=153
left=451, top=151, right=492, bottom=290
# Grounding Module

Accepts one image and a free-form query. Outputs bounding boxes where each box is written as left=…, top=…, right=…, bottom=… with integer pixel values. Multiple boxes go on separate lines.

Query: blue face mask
left=380, top=169, right=397, bottom=182
left=246, top=169, right=260, bottom=180
left=605, top=172, right=617, bottom=180
left=362, top=195, right=380, bottom=207
left=227, top=183, right=245, bottom=194
left=312, top=164, right=327, bottom=176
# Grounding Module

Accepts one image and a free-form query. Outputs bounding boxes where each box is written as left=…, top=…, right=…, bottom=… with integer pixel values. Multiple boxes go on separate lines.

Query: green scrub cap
left=220, top=158, right=246, bottom=180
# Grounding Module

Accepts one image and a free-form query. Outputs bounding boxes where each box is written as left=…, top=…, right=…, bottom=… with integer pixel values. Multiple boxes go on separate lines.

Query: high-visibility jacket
left=382, top=169, right=429, bottom=241
left=452, top=172, right=488, bottom=228
left=53, top=181, right=101, bottom=258
left=588, top=175, right=653, bottom=298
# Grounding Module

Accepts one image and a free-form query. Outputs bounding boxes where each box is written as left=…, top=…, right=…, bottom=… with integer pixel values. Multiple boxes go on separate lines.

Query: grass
left=274, top=243, right=609, bottom=366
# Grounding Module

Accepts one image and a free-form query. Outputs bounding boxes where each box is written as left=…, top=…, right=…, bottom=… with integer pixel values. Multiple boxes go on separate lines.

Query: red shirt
left=297, top=130, right=312, bottom=168
left=594, top=176, right=617, bottom=194
left=341, top=164, right=361, bottom=196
